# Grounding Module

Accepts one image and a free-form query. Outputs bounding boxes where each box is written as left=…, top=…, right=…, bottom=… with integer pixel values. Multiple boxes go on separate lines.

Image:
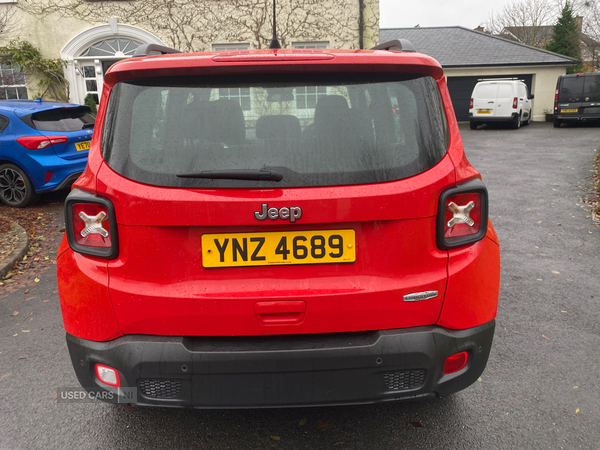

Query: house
left=380, top=26, right=578, bottom=122
left=500, top=17, right=600, bottom=72
left=0, top=0, right=379, bottom=105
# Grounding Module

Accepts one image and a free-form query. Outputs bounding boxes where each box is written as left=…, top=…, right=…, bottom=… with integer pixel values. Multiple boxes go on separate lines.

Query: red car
left=57, top=41, right=500, bottom=408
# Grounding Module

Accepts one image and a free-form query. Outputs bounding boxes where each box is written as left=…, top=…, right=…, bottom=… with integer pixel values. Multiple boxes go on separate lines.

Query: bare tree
left=485, top=0, right=562, bottom=47
left=0, top=4, right=19, bottom=43
left=18, top=0, right=373, bottom=52
left=581, top=0, right=600, bottom=69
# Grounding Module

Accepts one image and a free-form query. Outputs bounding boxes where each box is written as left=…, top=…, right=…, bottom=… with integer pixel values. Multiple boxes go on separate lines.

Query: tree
left=581, top=0, right=600, bottom=70
left=484, top=0, right=591, bottom=47
left=485, top=0, right=559, bottom=47
left=17, top=0, right=379, bottom=52
left=546, top=2, right=584, bottom=72
left=0, top=4, right=19, bottom=43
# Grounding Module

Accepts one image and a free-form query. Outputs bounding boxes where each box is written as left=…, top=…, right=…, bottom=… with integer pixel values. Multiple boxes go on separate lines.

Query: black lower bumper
left=66, top=320, right=495, bottom=408
left=469, top=113, right=520, bottom=123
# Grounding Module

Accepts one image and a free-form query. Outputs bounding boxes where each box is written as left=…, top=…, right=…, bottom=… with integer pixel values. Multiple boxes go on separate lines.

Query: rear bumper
left=554, top=113, right=600, bottom=122
left=469, top=113, right=519, bottom=123
left=66, top=320, right=495, bottom=408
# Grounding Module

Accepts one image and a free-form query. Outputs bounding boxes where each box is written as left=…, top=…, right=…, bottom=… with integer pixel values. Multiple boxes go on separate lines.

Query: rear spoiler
left=133, top=44, right=181, bottom=57
left=370, top=39, right=415, bottom=52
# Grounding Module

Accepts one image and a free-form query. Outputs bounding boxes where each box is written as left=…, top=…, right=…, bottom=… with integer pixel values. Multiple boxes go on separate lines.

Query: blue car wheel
left=0, top=163, right=39, bottom=207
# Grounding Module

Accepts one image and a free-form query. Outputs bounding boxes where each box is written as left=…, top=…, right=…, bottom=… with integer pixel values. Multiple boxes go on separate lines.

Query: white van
left=469, top=79, right=534, bottom=129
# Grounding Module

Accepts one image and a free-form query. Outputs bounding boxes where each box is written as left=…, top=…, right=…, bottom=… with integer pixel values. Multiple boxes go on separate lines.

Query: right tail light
left=437, top=179, right=488, bottom=249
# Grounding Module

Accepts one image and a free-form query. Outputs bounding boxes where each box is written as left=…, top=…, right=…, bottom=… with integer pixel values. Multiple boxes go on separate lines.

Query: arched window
left=61, top=21, right=166, bottom=105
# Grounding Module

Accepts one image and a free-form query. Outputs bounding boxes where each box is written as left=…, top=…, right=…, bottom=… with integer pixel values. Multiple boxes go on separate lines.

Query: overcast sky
left=379, top=0, right=514, bottom=29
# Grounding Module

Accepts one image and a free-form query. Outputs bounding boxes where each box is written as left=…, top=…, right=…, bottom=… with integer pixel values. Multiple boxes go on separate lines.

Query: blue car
left=0, top=99, right=95, bottom=207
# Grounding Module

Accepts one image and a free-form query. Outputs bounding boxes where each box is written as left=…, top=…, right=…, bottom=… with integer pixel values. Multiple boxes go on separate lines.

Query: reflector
left=443, top=351, right=468, bottom=374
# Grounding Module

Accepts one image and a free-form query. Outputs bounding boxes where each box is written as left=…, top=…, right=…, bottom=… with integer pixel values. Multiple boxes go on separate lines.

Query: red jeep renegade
left=57, top=40, right=500, bottom=408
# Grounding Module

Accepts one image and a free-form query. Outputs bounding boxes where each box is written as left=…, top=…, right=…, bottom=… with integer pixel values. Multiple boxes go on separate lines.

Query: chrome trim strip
left=403, top=291, right=439, bottom=302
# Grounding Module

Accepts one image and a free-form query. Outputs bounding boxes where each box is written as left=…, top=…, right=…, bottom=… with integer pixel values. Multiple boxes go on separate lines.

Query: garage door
left=447, top=75, right=533, bottom=121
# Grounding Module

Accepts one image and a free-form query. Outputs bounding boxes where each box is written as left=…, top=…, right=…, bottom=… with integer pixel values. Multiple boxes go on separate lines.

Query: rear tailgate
left=100, top=157, right=455, bottom=337
left=473, top=83, right=498, bottom=117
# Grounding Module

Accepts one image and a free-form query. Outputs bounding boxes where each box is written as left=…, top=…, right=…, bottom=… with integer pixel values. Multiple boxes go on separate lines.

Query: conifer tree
left=546, top=2, right=584, bottom=73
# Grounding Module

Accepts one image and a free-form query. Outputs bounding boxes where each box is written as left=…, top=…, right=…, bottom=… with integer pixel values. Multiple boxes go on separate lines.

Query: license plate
left=75, top=140, right=91, bottom=151
left=202, top=229, right=356, bottom=268
left=561, top=108, right=578, bottom=113
left=477, top=110, right=492, bottom=114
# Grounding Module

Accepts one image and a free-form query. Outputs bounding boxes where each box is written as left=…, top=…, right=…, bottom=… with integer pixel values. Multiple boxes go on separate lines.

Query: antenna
left=268, top=0, right=281, bottom=49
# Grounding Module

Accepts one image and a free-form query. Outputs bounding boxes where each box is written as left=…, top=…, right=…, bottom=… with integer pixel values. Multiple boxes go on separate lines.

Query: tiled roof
left=380, top=26, right=577, bottom=67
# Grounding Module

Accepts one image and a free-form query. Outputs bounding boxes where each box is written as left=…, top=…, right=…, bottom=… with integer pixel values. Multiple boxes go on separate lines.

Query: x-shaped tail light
left=66, top=193, right=118, bottom=258
left=437, top=180, right=488, bottom=249
left=78, top=211, right=109, bottom=238
left=447, top=201, right=475, bottom=228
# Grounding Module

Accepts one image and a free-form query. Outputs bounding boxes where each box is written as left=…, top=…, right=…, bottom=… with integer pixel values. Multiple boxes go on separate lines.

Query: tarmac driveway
left=0, top=121, right=599, bottom=449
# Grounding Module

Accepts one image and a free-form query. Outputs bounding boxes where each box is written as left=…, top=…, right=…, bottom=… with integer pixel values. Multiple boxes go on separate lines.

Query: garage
left=379, top=27, right=576, bottom=122
left=447, top=75, right=533, bottom=121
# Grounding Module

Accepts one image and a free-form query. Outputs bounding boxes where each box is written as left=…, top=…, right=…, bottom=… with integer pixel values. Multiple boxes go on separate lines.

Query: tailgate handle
left=254, top=301, right=306, bottom=325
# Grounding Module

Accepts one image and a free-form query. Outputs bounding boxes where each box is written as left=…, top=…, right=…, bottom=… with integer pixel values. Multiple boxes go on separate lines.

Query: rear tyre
left=553, top=118, right=561, bottom=128
left=0, top=164, right=39, bottom=207
left=469, top=121, right=478, bottom=130
left=511, top=114, right=521, bottom=129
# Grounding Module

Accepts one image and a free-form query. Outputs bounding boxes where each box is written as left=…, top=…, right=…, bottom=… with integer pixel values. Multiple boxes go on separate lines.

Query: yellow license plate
left=75, top=140, right=91, bottom=151
left=202, top=229, right=356, bottom=268
left=561, top=108, right=578, bottom=113
left=477, top=110, right=492, bottom=114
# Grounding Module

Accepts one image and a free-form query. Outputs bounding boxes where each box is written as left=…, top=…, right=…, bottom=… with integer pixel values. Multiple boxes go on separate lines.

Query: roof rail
left=476, top=77, right=523, bottom=82
left=370, top=39, right=415, bottom=52
left=133, top=44, right=182, bottom=57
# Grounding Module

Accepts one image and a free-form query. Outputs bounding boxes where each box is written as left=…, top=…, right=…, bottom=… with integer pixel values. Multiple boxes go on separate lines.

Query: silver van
left=469, top=79, right=534, bottom=129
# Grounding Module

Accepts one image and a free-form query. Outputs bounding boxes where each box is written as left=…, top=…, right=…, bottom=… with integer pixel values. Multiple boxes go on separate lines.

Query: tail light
left=512, top=97, right=518, bottom=109
left=65, top=189, right=118, bottom=258
left=469, top=98, right=473, bottom=109
left=17, top=135, right=68, bottom=150
left=437, top=179, right=488, bottom=249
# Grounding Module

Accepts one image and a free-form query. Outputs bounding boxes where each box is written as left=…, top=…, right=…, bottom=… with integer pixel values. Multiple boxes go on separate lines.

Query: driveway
left=0, top=122, right=599, bottom=449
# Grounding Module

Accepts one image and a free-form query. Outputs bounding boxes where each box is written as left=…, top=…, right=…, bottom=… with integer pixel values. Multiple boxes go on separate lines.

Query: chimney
left=575, top=16, right=583, bottom=32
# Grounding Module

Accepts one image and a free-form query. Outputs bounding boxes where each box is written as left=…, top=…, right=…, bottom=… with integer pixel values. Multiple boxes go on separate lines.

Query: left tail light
left=65, top=189, right=118, bottom=259
left=469, top=98, right=473, bottom=109
left=17, top=135, right=68, bottom=150
left=437, top=179, right=488, bottom=249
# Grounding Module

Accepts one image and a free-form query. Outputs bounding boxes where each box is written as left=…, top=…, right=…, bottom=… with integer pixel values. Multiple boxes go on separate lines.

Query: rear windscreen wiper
left=176, top=169, right=283, bottom=181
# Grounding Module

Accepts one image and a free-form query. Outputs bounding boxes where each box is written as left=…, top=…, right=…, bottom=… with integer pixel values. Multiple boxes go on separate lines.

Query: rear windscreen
left=474, top=84, right=497, bottom=99
left=583, top=75, right=600, bottom=102
left=25, top=107, right=96, bottom=132
left=102, top=73, right=449, bottom=188
left=560, top=77, right=584, bottom=100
